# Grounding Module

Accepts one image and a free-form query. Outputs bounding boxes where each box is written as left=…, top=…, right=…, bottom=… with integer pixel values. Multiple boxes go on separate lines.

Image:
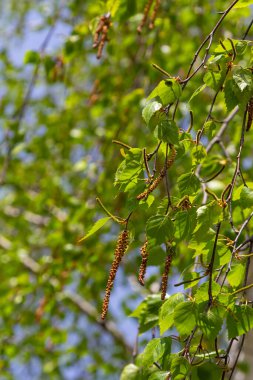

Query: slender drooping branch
left=181, top=0, right=239, bottom=84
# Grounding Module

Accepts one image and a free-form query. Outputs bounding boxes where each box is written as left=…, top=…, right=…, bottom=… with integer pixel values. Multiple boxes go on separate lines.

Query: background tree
left=0, top=1, right=253, bottom=379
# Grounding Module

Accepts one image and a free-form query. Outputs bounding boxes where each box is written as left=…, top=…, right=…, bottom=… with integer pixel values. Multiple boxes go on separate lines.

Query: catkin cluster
left=93, top=14, right=111, bottom=59
left=161, top=254, right=172, bottom=300
left=137, top=0, right=161, bottom=33
left=138, top=240, right=149, bottom=286
left=137, top=145, right=176, bottom=200
left=101, top=230, right=129, bottom=320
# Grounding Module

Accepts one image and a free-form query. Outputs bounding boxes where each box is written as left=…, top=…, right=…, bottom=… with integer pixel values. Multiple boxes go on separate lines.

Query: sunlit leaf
left=78, top=217, right=111, bottom=242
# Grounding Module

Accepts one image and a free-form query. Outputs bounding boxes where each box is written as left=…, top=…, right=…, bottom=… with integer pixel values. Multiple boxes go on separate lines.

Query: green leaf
left=24, top=50, right=40, bottom=64
left=227, top=305, right=253, bottom=339
left=240, top=186, right=253, bottom=208
left=174, top=209, right=197, bottom=241
left=147, top=79, right=182, bottom=106
left=177, top=172, right=200, bottom=196
left=174, top=301, right=197, bottom=335
left=195, top=282, right=221, bottom=303
left=107, top=0, right=121, bottom=16
left=148, top=371, right=170, bottom=380
left=193, top=201, right=222, bottom=240
left=203, top=70, right=225, bottom=91
left=213, top=39, right=248, bottom=56
left=147, top=242, right=166, bottom=265
left=146, top=215, right=174, bottom=244
left=179, top=271, right=204, bottom=289
left=188, top=84, right=206, bottom=103
left=225, top=70, right=253, bottom=111
left=120, top=364, right=141, bottom=380
left=224, top=79, right=239, bottom=111
left=115, top=148, right=144, bottom=191
left=234, top=0, right=253, bottom=8
left=200, top=154, right=225, bottom=179
left=233, top=68, right=253, bottom=92
left=142, top=101, right=163, bottom=130
left=159, top=293, right=185, bottom=335
left=156, top=119, right=179, bottom=144
left=197, top=307, right=223, bottom=339
left=130, top=295, right=162, bottom=333
left=170, top=356, right=190, bottom=380
left=191, top=362, right=223, bottom=379
left=142, top=338, right=171, bottom=367
left=191, top=145, right=207, bottom=166
left=78, top=217, right=111, bottom=242
left=227, top=263, right=245, bottom=288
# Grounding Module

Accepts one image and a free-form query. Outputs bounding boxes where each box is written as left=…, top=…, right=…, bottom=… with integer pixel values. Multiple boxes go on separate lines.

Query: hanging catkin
left=101, top=230, right=129, bottom=320
left=138, top=240, right=149, bottom=286
left=161, top=254, right=172, bottom=300
left=149, top=0, right=161, bottom=29
left=137, top=0, right=154, bottom=34
left=93, top=14, right=111, bottom=59
left=137, top=145, right=176, bottom=200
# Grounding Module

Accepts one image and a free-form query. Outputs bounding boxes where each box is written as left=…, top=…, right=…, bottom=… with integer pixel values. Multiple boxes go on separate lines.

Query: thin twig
left=208, top=222, right=221, bottom=306
left=181, top=0, right=239, bottom=85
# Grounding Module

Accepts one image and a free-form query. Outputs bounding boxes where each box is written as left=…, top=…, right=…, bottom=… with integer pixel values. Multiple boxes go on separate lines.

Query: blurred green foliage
left=0, top=0, right=252, bottom=379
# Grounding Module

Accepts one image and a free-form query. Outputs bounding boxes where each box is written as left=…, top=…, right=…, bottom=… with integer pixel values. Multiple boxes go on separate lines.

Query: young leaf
left=227, top=263, right=245, bottom=288
left=174, top=209, right=197, bottom=241
left=188, top=84, right=206, bottom=103
left=191, top=145, right=207, bottom=166
left=130, top=295, right=162, bottom=333
left=224, top=79, right=239, bottom=111
left=107, top=0, right=121, bottom=16
left=141, top=337, right=171, bottom=367
left=170, top=356, right=190, bottom=380
left=24, top=50, right=40, bottom=64
left=174, top=301, right=197, bottom=335
left=146, top=215, right=174, bottom=244
left=233, top=68, right=253, bottom=93
left=203, top=70, right=225, bottom=91
left=148, top=372, right=170, bottom=380
left=156, top=119, right=179, bottom=144
left=177, top=172, right=200, bottom=196
left=240, top=186, right=253, bottom=208
left=78, top=217, right=111, bottom=242
left=197, top=307, right=223, bottom=339
left=213, top=39, right=248, bottom=56
left=195, top=282, right=221, bottom=303
left=234, top=0, right=253, bottom=8
left=193, top=201, right=222, bottom=240
left=227, top=305, right=253, bottom=339
left=147, top=79, right=182, bottom=106
left=159, top=293, right=185, bottom=335
left=142, top=101, right=162, bottom=130
left=115, top=148, right=144, bottom=191
left=120, top=364, right=141, bottom=380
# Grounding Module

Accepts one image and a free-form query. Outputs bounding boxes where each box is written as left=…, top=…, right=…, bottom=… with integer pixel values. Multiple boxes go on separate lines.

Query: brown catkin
left=137, top=145, right=176, bottom=200
left=161, top=254, right=172, bottom=300
left=149, top=0, right=161, bottom=29
left=93, top=18, right=104, bottom=48
left=101, top=230, right=129, bottom=320
left=137, top=0, right=154, bottom=34
left=138, top=240, right=149, bottom=286
left=93, top=15, right=111, bottom=59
